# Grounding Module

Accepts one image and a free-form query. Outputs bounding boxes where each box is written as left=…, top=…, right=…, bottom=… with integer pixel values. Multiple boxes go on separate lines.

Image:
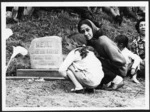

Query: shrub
left=6, top=8, right=138, bottom=76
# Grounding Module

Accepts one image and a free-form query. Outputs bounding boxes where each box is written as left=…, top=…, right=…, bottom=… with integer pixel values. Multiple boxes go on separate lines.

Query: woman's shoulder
left=131, top=36, right=140, bottom=43
left=98, top=35, right=110, bottom=40
left=97, top=35, right=112, bottom=44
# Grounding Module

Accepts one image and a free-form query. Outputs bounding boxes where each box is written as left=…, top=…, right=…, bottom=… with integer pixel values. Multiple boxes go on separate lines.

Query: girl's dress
left=59, top=49, right=104, bottom=88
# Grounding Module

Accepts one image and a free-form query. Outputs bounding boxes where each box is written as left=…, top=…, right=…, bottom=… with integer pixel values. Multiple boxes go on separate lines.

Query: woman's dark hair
left=135, top=18, right=145, bottom=33
left=94, top=29, right=104, bottom=39
left=78, top=19, right=93, bottom=33
left=114, top=35, right=129, bottom=48
left=78, top=19, right=104, bottom=39
left=78, top=19, right=102, bottom=32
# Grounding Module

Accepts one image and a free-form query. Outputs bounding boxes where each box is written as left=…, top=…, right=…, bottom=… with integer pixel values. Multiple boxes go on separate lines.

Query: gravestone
left=17, top=36, right=64, bottom=79
left=29, top=36, right=63, bottom=69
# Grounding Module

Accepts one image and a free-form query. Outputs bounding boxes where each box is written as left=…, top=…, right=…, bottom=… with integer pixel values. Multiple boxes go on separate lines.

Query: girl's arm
left=58, top=50, right=76, bottom=78
left=128, top=49, right=142, bottom=69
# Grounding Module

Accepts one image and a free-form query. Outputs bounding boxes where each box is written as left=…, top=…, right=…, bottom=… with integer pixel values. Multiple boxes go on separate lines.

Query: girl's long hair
left=74, top=46, right=96, bottom=59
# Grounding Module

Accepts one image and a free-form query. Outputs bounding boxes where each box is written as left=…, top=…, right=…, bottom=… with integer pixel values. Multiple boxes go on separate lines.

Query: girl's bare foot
left=131, top=76, right=140, bottom=84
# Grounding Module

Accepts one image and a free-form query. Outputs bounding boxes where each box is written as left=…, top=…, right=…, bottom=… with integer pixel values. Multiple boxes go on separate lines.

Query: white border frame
left=1, top=1, right=149, bottom=111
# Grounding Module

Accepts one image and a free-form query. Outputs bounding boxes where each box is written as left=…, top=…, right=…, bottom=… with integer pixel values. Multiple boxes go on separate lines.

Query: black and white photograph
left=1, top=1, right=149, bottom=111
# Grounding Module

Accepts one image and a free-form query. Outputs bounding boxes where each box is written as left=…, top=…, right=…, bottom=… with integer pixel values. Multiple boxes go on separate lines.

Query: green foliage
left=6, top=9, right=138, bottom=76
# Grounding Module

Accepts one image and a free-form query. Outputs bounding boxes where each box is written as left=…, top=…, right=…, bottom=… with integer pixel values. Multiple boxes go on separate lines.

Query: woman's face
left=139, top=21, right=145, bottom=36
left=80, top=24, right=93, bottom=40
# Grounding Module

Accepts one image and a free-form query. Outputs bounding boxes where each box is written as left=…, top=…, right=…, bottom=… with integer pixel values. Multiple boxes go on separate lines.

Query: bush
left=6, top=8, right=138, bottom=76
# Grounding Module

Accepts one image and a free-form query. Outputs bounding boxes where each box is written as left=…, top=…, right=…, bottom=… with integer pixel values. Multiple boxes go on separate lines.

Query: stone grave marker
left=17, top=36, right=64, bottom=79
left=29, top=36, right=63, bottom=69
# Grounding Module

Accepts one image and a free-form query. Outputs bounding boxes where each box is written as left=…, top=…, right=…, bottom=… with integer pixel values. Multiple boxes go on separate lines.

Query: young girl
left=59, top=45, right=104, bottom=93
left=114, top=35, right=142, bottom=84
left=78, top=19, right=126, bottom=90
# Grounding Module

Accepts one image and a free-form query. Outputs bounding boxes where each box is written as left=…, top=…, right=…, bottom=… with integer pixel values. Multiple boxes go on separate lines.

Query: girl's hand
left=141, top=59, right=145, bottom=66
left=131, top=68, right=136, bottom=75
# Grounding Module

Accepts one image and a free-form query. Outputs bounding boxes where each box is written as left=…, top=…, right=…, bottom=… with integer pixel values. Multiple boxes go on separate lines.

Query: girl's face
left=116, top=43, right=124, bottom=51
left=65, top=39, right=75, bottom=51
left=80, top=24, right=93, bottom=40
left=139, top=21, right=145, bottom=36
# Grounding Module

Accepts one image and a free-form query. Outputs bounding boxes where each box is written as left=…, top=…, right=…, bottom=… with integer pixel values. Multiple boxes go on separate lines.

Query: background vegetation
left=6, top=8, right=139, bottom=76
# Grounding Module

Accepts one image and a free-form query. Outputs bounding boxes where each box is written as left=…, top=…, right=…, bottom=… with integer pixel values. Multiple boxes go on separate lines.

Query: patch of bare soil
left=6, top=77, right=145, bottom=109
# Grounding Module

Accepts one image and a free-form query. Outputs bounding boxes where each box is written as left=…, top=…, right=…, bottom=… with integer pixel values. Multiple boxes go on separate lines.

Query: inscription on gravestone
left=29, top=36, right=63, bottom=69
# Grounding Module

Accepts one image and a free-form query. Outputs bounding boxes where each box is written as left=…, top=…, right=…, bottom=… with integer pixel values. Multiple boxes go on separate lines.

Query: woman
left=78, top=19, right=127, bottom=90
left=59, top=45, right=104, bottom=93
left=130, top=18, right=145, bottom=77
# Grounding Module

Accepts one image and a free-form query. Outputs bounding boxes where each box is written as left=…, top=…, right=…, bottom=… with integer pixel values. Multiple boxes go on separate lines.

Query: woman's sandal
left=71, top=88, right=84, bottom=94
left=84, top=88, right=95, bottom=93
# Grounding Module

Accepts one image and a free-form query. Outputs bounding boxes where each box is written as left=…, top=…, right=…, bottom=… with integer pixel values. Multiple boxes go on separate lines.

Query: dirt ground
left=6, top=77, right=146, bottom=109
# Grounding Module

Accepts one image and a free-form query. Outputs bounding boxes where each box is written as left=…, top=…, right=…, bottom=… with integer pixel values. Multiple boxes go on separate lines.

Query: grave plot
left=15, top=36, right=64, bottom=80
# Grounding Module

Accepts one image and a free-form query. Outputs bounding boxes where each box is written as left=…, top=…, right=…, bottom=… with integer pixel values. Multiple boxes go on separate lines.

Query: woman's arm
left=102, top=36, right=126, bottom=66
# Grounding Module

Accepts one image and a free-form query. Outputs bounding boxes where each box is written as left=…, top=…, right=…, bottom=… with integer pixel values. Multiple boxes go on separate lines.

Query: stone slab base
left=16, top=69, right=65, bottom=79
